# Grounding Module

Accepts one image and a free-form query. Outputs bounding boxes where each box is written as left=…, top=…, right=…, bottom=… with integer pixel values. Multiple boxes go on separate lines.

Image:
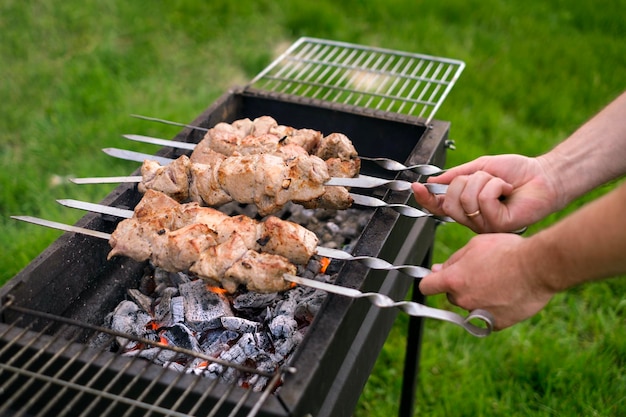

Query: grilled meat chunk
left=107, top=218, right=153, bottom=262
left=139, top=155, right=191, bottom=201
left=222, top=250, right=296, bottom=294
left=316, top=132, right=358, bottom=161
left=189, top=233, right=249, bottom=283
left=189, top=161, right=232, bottom=206
left=260, top=216, right=318, bottom=265
left=150, top=223, right=218, bottom=272
left=216, top=153, right=330, bottom=215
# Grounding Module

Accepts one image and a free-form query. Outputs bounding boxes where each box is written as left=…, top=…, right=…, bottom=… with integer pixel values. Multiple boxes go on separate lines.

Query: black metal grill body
left=1, top=89, right=448, bottom=417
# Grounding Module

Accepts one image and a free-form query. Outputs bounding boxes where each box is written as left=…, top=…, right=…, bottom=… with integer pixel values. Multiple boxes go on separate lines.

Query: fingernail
left=431, top=263, right=443, bottom=272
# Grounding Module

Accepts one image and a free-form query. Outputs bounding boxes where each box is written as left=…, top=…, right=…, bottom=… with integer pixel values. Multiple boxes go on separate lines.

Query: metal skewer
left=50, top=200, right=436, bottom=277
left=67, top=173, right=449, bottom=219
left=123, top=125, right=445, bottom=177
left=98, top=148, right=449, bottom=194
left=283, top=274, right=493, bottom=337
left=8, top=215, right=494, bottom=337
left=358, top=156, right=445, bottom=176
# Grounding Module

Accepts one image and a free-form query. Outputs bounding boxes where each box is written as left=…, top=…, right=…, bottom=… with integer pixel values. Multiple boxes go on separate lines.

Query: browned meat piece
left=189, top=232, right=249, bottom=283
left=237, top=133, right=282, bottom=156
left=188, top=162, right=233, bottom=206
left=251, top=116, right=278, bottom=135
left=325, top=157, right=361, bottom=178
left=268, top=124, right=295, bottom=139
left=316, top=132, right=358, bottom=161
left=274, top=143, right=310, bottom=160
left=231, top=117, right=254, bottom=136
left=259, top=216, right=319, bottom=265
left=107, top=218, right=153, bottom=261
left=300, top=186, right=354, bottom=210
left=204, top=122, right=242, bottom=156
left=222, top=250, right=296, bottom=293
left=283, top=154, right=332, bottom=200
left=173, top=201, right=228, bottom=232
left=285, top=128, right=323, bottom=154
left=150, top=223, right=218, bottom=272
left=139, top=155, right=191, bottom=201
left=189, top=141, right=228, bottom=165
left=217, top=154, right=330, bottom=216
left=213, top=214, right=263, bottom=249
left=133, top=189, right=181, bottom=229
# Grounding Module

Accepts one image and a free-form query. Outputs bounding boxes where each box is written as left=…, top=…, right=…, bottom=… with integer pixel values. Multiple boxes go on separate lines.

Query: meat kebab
left=108, top=190, right=321, bottom=293
left=137, top=116, right=361, bottom=215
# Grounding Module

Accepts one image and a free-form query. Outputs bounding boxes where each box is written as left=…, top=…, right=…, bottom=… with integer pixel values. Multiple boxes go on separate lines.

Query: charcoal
left=269, top=315, right=298, bottom=339
left=179, top=280, right=233, bottom=331
left=127, top=288, right=153, bottom=314
left=153, top=287, right=179, bottom=325
left=272, top=330, right=303, bottom=358
left=124, top=346, right=178, bottom=364
left=153, top=267, right=175, bottom=294
left=232, top=292, right=279, bottom=310
left=161, top=323, right=201, bottom=353
left=170, top=296, right=185, bottom=323
left=201, top=329, right=240, bottom=357
left=247, top=356, right=274, bottom=392
left=171, top=271, right=191, bottom=286
left=220, top=316, right=261, bottom=333
left=252, top=331, right=273, bottom=352
left=210, top=333, right=261, bottom=384
left=109, top=300, right=156, bottom=349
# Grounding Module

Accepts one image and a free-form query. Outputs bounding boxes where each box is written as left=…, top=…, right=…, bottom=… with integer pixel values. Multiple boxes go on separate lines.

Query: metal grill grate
left=247, top=37, right=464, bottom=124
left=0, top=296, right=288, bottom=417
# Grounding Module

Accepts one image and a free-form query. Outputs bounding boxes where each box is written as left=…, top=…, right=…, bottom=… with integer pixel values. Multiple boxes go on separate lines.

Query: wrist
left=517, top=230, right=564, bottom=296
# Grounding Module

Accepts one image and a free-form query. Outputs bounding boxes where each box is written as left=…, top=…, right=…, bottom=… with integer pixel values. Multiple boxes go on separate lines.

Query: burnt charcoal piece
left=179, top=279, right=233, bottom=331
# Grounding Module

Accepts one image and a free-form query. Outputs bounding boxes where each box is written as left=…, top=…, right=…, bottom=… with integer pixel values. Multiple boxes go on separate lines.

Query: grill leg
left=398, top=247, right=430, bottom=417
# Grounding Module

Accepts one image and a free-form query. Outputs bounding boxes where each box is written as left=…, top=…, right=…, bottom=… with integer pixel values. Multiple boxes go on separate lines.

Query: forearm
left=538, top=91, right=626, bottom=209
left=521, top=180, right=626, bottom=293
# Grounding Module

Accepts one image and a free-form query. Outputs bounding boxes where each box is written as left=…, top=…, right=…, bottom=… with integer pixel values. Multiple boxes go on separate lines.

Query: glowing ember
left=319, top=257, right=331, bottom=274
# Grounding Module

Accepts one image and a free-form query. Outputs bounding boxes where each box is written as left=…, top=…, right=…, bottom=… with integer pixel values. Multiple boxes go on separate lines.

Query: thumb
left=411, top=182, right=445, bottom=215
left=418, top=264, right=449, bottom=296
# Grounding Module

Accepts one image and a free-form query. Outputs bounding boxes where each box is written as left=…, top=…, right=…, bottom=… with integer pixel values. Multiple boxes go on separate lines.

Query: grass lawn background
left=1, top=1, right=624, bottom=416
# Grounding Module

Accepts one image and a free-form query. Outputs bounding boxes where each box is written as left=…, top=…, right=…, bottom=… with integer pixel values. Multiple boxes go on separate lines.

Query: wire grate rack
left=0, top=296, right=288, bottom=417
left=247, top=37, right=465, bottom=124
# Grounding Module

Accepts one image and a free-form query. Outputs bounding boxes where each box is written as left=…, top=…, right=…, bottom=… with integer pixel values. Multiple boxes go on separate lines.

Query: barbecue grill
left=1, top=38, right=464, bottom=417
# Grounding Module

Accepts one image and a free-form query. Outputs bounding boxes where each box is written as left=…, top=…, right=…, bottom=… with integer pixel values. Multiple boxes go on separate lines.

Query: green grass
left=2, top=1, right=625, bottom=416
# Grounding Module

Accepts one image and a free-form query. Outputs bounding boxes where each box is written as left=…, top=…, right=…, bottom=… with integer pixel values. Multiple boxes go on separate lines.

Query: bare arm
left=413, top=91, right=626, bottom=232
left=418, top=180, right=626, bottom=330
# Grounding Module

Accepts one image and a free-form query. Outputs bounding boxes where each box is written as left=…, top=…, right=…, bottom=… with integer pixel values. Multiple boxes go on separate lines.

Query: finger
left=411, top=182, right=446, bottom=215
left=419, top=246, right=470, bottom=296
left=478, top=177, right=515, bottom=230
left=459, top=172, right=496, bottom=228
left=440, top=175, right=470, bottom=222
left=431, top=157, right=490, bottom=183
left=418, top=271, right=449, bottom=295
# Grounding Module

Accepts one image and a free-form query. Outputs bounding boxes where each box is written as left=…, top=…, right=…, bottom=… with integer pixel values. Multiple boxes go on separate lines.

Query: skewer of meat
left=113, top=189, right=319, bottom=266
left=138, top=153, right=354, bottom=216
left=106, top=190, right=320, bottom=293
left=189, top=116, right=358, bottom=165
